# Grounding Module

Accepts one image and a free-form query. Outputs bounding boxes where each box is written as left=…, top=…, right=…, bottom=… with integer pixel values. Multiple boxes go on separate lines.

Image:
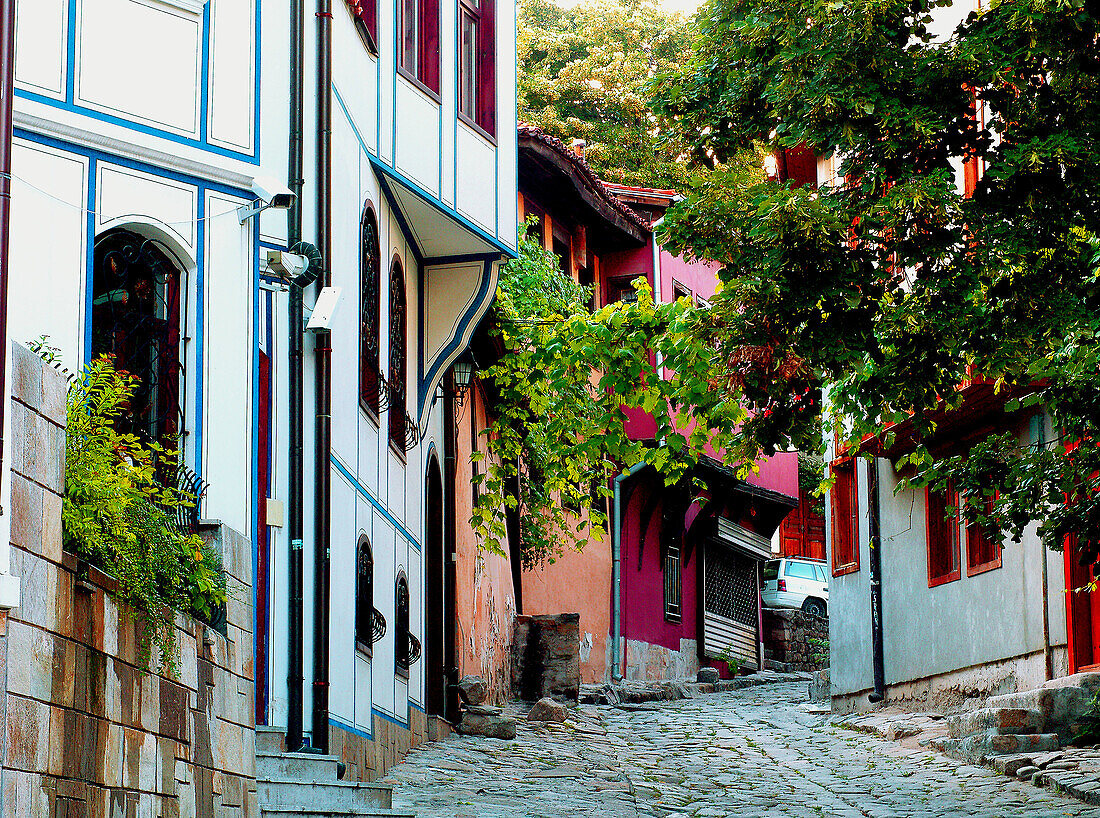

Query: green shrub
left=46, top=348, right=225, bottom=674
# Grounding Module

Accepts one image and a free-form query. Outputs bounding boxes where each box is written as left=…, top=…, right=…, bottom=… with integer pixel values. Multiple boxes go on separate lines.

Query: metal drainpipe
left=285, top=0, right=307, bottom=754
left=310, top=0, right=334, bottom=754
left=612, top=462, right=647, bottom=681
left=868, top=458, right=886, bottom=703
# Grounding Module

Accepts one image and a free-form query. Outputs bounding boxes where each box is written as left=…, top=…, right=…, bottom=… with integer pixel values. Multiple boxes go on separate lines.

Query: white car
left=763, top=558, right=829, bottom=619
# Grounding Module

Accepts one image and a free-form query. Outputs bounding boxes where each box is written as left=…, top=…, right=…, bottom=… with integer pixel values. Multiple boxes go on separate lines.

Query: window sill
left=355, top=641, right=373, bottom=660
left=967, top=558, right=1002, bottom=577
left=397, top=68, right=441, bottom=105
left=396, top=667, right=410, bottom=681
left=664, top=613, right=682, bottom=624
left=359, top=399, right=380, bottom=426
left=832, top=561, right=859, bottom=578
left=458, top=112, right=496, bottom=145
left=389, top=439, right=408, bottom=464
left=928, top=569, right=961, bottom=588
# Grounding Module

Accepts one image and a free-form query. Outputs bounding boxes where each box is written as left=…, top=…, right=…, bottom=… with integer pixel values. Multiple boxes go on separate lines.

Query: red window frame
left=399, top=0, right=441, bottom=98
left=457, top=0, right=496, bottom=139
left=965, top=491, right=1002, bottom=575
left=926, top=483, right=961, bottom=587
left=345, top=0, right=378, bottom=53
left=830, top=456, right=859, bottom=577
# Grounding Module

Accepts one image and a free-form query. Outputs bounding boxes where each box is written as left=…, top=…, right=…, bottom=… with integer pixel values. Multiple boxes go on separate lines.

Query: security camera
left=239, top=176, right=297, bottom=223
left=252, top=176, right=296, bottom=209
left=265, top=249, right=309, bottom=281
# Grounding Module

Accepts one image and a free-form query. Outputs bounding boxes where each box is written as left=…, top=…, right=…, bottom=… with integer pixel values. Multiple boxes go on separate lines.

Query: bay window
left=400, top=0, right=440, bottom=96
left=457, top=0, right=495, bottom=137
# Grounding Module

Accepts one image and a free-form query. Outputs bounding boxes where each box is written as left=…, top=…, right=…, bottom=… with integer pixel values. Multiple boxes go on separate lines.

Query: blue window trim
left=18, top=0, right=260, bottom=165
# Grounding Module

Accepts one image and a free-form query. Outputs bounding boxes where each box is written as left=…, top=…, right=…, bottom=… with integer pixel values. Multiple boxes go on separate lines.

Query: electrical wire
left=0, top=170, right=251, bottom=226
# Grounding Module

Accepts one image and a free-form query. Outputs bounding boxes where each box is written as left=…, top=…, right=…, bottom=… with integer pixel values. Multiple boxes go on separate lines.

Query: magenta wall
left=618, top=481, right=698, bottom=655
left=659, top=251, right=719, bottom=302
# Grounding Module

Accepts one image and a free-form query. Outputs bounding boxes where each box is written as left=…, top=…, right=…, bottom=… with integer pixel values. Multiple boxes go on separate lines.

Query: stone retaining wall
left=763, top=608, right=829, bottom=672
left=0, top=342, right=257, bottom=818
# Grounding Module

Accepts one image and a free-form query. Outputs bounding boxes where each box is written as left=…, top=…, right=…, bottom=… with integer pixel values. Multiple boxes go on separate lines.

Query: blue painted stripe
left=330, top=713, right=374, bottom=740
left=195, top=193, right=206, bottom=478
left=373, top=707, right=409, bottom=729
left=65, top=0, right=77, bottom=104
left=330, top=84, right=513, bottom=257
left=14, top=128, right=255, bottom=199
left=331, top=455, right=422, bottom=551
left=200, top=5, right=211, bottom=144
left=409, top=701, right=426, bottom=713
left=15, top=89, right=260, bottom=166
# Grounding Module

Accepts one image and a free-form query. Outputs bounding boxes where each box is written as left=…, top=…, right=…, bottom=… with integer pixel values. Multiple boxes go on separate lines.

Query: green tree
left=518, top=0, right=694, bottom=188
left=651, top=0, right=1100, bottom=561
left=474, top=226, right=746, bottom=566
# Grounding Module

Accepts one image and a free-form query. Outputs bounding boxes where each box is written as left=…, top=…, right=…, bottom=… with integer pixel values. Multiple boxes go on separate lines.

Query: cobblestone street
left=383, top=683, right=1098, bottom=818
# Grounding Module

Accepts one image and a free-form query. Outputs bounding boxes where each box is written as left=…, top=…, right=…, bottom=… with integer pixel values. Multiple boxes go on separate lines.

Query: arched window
left=91, top=228, right=185, bottom=446
left=359, top=207, right=381, bottom=416
left=395, top=571, right=411, bottom=677
left=355, top=536, right=375, bottom=655
left=388, top=259, right=408, bottom=451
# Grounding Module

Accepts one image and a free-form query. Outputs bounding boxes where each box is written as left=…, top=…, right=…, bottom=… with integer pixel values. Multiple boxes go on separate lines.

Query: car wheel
left=803, top=598, right=827, bottom=619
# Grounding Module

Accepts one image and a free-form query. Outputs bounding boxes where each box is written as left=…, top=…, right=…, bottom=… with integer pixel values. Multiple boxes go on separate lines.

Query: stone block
left=14, top=548, right=50, bottom=631
left=948, top=707, right=1042, bottom=739
left=10, top=476, right=43, bottom=554
left=10, top=343, right=43, bottom=412
left=697, top=667, right=720, bottom=684
left=7, top=620, right=54, bottom=702
left=6, top=694, right=50, bottom=772
left=458, top=675, right=489, bottom=705
left=457, top=706, right=517, bottom=739
left=512, top=613, right=580, bottom=702
left=45, top=420, right=65, bottom=495
left=40, top=358, right=69, bottom=426
left=527, top=697, right=568, bottom=723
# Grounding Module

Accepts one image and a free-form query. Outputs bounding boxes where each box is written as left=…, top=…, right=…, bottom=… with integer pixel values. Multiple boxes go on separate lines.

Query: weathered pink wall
left=454, top=387, right=517, bottom=703
left=521, top=533, right=611, bottom=684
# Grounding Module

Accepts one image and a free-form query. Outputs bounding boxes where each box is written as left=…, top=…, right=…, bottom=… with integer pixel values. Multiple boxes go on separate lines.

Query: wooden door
left=1065, top=536, right=1100, bottom=673
left=779, top=487, right=826, bottom=561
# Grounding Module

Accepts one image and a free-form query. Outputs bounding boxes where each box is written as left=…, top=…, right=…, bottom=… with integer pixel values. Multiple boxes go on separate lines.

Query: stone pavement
left=382, top=682, right=1096, bottom=817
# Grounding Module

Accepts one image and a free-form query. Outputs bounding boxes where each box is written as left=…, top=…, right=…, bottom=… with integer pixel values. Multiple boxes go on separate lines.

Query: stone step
left=257, top=726, right=288, bottom=754
left=257, top=751, right=343, bottom=781
left=258, top=778, right=393, bottom=812
left=931, top=731, right=1060, bottom=762
left=988, top=673, right=1100, bottom=729
left=261, top=810, right=414, bottom=818
left=947, top=707, right=1042, bottom=739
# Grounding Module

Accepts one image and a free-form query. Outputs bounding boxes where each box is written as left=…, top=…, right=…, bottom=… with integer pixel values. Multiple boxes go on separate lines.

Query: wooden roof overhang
left=518, top=130, right=650, bottom=253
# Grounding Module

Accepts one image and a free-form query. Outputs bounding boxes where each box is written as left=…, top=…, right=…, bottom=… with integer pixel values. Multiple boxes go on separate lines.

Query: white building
left=9, top=0, right=516, bottom=780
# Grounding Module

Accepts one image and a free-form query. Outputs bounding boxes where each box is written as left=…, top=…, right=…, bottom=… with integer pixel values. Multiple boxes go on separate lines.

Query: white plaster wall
left=76, top=0, right=203, bottom=136
left=201, top=190, right=253, bottom=538
left=829, top=419, right=1069, bottom=700
left=455, top=124, right=496, bottom=231
left=14, top=0, right=67, bottom=100
left=8, top=140, right=88, bottom=358
left=207, top=0, right=257, bottom=153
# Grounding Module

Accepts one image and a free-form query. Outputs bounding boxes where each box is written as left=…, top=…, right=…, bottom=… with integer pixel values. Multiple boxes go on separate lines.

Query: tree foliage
left=38, top=345, right=226, bottom=674
left=473, top=227, right=745, bottom=566
left=652, top=0, right=1100, bottom=562
left=518, top=0, right=694, bottom=188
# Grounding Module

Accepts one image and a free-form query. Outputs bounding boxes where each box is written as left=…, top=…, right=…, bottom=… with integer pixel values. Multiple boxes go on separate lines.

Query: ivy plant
left=41, top=346, right=226, bottom=675
left=473, top=225, right=747, bottom=566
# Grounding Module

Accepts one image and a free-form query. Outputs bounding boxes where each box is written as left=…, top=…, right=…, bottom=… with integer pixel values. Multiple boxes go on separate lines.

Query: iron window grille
left=407, top=633, right=422, bottom=666
left=92, top=229, right=197, bottom=516
left=355, top=536, right=375, bottom=655
left=388, top=261, right=410, bottom=453
left=359, top=207, right=382, bottom=417
left=664, top=540, right=682, bottom=623
left=395, top=572, right=411, bottom=676
left=371, top=607, right=387, bottom=644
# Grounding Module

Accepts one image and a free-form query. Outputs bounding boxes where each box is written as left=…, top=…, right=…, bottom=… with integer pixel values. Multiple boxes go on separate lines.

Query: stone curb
left=580, top=671, right=812, bottom=706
